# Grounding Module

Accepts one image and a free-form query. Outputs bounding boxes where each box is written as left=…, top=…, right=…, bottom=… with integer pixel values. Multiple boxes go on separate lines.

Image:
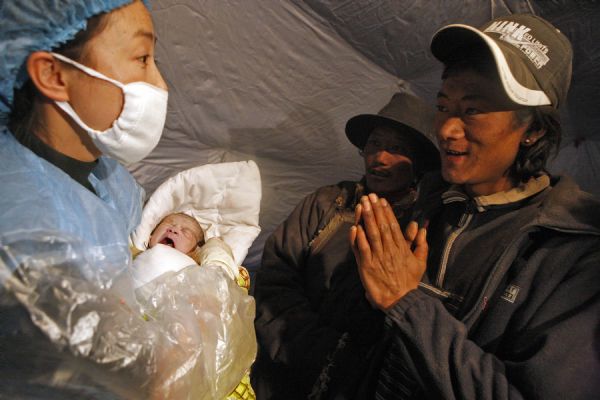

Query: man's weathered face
left=435, top=67, right=530, bottom=196
left=363, top=126, right=415, bottom=195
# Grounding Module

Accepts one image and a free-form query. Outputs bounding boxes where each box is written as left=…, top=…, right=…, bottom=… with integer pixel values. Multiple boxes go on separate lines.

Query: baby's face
left=149, top=214, right=204, bottom=255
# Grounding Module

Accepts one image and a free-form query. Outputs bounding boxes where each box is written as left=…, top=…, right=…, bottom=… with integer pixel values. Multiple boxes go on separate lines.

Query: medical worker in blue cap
left=0, top=2, right=258, bottom=398
left=0, top=0, right=167, bottom=264
left=0, top=0, right=168, bottom=396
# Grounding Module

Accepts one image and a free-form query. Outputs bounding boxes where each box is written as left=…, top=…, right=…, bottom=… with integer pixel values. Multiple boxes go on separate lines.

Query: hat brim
left=345, top=114, right=440, bottom=171
left=431, top=24, right=551, bottom=107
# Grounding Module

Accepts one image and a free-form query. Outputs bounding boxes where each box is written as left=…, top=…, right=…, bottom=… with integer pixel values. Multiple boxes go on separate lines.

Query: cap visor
left=431, top=24, right=551, bottom=106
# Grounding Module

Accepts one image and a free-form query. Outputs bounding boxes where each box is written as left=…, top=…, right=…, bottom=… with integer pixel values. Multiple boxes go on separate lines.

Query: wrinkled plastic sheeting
left=534, top=0, right=600, bottom=195
left=0, top=231, right=256, bottom=399
left=549, top=140, right=600, bottom=196
left=291, top=0, right=534, bottom=87
left=134, top=0, right=404, bottom=268
left=136, top=0, right=600, bottom=272
left=290, top=1, right=600, bottom=196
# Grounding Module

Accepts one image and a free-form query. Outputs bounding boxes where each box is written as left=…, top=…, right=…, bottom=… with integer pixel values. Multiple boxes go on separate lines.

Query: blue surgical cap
left=0, top=0, right=142, bottom=126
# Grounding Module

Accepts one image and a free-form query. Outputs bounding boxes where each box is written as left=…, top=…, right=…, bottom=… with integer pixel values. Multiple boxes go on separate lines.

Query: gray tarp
left=134, top=0, right=600, bottom=269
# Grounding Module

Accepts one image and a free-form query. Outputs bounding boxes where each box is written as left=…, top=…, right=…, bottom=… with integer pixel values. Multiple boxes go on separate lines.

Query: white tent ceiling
left=131, top=0, right=600, bottom=269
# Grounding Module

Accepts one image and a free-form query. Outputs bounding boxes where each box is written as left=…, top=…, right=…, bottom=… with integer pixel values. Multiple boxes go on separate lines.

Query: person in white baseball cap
left=431, top=13, right=572, bottom=108
left=351, top=13, right=600, bottom=400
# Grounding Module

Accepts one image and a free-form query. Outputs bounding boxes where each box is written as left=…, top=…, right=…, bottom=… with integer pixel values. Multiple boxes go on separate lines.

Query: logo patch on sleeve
left=501, top=284, right=521, bottom=303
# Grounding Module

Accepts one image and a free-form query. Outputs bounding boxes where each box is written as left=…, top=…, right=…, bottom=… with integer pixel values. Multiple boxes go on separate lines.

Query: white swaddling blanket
left=130, top=161, right=261, bottom=287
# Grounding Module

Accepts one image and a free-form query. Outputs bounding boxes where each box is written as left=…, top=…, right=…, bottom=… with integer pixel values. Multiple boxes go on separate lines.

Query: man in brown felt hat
left=252, top=92, right=440, bottom=399
left=352, top=13, right=600, bottom=399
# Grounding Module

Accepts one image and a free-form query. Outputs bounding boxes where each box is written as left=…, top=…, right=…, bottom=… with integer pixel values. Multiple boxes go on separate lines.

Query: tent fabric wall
left=533, top=1, right=600, bottom=193
left=133, top=0, right=600, bottom=269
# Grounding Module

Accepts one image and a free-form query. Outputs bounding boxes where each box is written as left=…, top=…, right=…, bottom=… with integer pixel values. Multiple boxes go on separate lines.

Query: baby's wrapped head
left=130, top=161, right=262, bottom=283
left=148, top=213, right=205, bottom=258
left=137, top=212, right=238, bottom=283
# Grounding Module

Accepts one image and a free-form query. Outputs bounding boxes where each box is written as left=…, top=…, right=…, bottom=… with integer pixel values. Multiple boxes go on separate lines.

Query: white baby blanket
left=130, top=160, right=261, bottom=286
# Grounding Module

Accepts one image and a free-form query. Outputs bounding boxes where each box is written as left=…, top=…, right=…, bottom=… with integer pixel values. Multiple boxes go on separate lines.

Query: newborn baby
left=128, top=161, right=261, bottom=399
left=132, top=212, right=240, bottom=288
left=132, top=212, right=255, bottom=399
left=148, top=212, right=205, bottom=262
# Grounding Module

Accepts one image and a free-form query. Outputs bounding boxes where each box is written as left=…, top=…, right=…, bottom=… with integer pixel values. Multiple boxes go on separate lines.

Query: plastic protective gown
left=0, top=128, right=145, bottom=396
left=0, top=1, right=146, bottom=397
left=0, top=129, right=143, bottom=265
left=0, top=132, right=260, bottom=399
left=0, top=1, right=257, bottom=397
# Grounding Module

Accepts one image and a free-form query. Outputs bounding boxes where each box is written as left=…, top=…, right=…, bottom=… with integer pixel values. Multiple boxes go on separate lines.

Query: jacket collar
left=359, top=177, right=418, bottom=214
left=439, top=174, right=600, bottom=235
left=442, top=175, right=550, bottom=212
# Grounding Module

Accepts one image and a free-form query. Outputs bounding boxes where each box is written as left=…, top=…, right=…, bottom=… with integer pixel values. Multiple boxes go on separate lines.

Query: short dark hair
left=441, top=46, right=562, bottom=183
left=8, top=13, right=110, bottom=138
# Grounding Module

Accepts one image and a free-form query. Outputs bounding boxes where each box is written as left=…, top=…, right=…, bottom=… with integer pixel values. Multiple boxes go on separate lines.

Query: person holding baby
left=0, top=1, right=257, bottom=398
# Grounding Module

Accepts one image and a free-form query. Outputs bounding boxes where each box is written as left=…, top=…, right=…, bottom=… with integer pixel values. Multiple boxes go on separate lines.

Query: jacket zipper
left=418, top=282, right=452, bottom=298
left=309, top=211, right=354, bottom=255
left=436, top=210, right=473, bottom=287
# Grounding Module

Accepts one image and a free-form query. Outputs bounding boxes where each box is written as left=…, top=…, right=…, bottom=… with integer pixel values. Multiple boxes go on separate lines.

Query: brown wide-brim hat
left=345, top=92, right=440, bottom=173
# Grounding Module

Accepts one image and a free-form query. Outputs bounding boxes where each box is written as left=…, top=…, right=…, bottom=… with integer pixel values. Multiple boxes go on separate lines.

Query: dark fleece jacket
left=377, top=175, right=600, bottom=399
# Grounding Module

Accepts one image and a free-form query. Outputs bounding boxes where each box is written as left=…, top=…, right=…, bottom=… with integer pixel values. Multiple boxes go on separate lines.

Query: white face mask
left=51, top=52, right=168, bottom=165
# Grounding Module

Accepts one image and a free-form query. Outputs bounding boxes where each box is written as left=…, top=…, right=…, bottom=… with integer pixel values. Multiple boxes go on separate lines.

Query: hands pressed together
left=349, top=193, right=428, bottom=311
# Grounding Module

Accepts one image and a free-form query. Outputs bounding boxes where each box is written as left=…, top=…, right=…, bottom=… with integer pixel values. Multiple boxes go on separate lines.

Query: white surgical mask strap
left=54, top=100, right=100, bottom=134
left=51, top=52, right=124, bottom=89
